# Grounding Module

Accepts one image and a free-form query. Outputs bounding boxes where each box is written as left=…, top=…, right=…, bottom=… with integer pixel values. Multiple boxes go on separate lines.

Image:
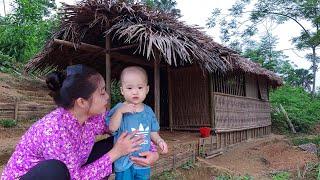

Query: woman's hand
left=108, top=131, right=144, bottom=162
left=130, top=151, right=159, bottom=167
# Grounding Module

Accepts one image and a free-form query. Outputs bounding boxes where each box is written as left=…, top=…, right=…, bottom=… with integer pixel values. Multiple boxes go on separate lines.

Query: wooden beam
left=53, top=39, right=138, bottom=53
left=154, top=54, right=161, bottom=123
left=167, top=65, right=173, bottom=132
left=53, top=39, right=105, bottom=53
left=110, top=44, right=138, bottom=51
left=52, top=39, right=166, bottom=68
left=105, top=23, right=111, bottom=110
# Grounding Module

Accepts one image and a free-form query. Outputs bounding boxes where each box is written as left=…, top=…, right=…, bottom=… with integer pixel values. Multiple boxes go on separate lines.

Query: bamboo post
left=105, top=23, right=111, bottom=110
left=14, top=99, right=19, bottom=120
left=154, top=54, right=160, bottom=123
left=208, top=73, right=215, bottom=129
left=167, top=65, right=173, bottom=131
left=217, top=133, right=220, bottom=149
left=192, top=143, right=196, bottom=163
left=173, top=151, right=176, bottom=170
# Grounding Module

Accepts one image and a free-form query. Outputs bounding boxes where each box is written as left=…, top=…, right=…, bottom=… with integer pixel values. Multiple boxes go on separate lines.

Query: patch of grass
left=317, top=164, right=320, bottom=180
left=181, top=159, right=194, bottom=170
left=291, top=135, right=320, bottom=146
left=271, top=171, right=290, bottom=180
left=152, top=170, right=177, bottom=180
left=215, top=174, right=253, bottom=180
left=0, top=119, right=17, bottom=128
left=299, top=162, right=320, bottom=180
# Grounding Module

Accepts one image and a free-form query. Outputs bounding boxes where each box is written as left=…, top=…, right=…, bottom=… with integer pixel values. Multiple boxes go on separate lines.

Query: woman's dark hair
left=46, top=65, right=100, bottom=109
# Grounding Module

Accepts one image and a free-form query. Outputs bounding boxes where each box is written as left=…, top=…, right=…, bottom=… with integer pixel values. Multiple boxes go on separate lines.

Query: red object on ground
left=199, top=127, right=211, bottom=138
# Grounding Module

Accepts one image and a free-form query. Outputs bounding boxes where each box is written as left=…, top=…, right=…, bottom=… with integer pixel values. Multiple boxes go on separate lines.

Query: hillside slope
left=0, top=72, right=56, bottom=120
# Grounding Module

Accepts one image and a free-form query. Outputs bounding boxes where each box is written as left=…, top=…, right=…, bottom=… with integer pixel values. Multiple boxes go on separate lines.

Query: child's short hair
left=120, top=66, right=148, bottom=84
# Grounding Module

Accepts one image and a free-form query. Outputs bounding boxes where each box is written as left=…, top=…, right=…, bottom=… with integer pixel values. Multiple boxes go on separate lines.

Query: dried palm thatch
left=25, top=0, right=282, bottom=86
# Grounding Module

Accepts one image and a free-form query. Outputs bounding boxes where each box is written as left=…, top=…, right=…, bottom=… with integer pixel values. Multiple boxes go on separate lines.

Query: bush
left=111, top=80, right=124, bottom=107
left=0, top=52, right=21, bottom=74
left=270, top=86, right=320, bottom=133
left=0, top=119, right=17, bottom=128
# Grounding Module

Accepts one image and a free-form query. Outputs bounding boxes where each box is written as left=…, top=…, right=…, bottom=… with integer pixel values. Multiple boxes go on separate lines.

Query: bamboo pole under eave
left=208, top=73, right=215, bottom=129
left=167, top=65, right=173, bottom=131
left=154, top=54, right=160, bottom=124
left=105, top=23, right=111, bottom=110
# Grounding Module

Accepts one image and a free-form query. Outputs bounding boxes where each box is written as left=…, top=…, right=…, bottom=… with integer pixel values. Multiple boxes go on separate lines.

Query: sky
left=0, top=0, right=319, bottom=88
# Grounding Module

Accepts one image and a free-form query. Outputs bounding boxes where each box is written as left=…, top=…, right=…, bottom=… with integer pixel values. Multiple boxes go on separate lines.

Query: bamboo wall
left=214, top=93, right=272, bottom=132
left=245, top=74, right=258, bottom=99
left=216, top=126, right=271, bottom=149
left=170, top=66, right=211, bottom=129
left=212, top=92, right=272, bottom=148
left=258, top=77, right=269, bottom=100
left=212, top=71, right=245, bottom=96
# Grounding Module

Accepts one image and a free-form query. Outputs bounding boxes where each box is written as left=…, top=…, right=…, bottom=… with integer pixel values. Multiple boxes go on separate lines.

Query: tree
left=0, top=0, right=57, bottom=63
left=242, top=33, right=288, bottom=72
left=121, top=0, right=180, bottom=17
left=152, top=0, right=180, bottom=16
left=207, top=0, right=320, bottom=95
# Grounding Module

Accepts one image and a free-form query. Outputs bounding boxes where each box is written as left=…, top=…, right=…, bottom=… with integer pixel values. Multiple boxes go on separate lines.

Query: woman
left=1, top=65, right=159, bottom=180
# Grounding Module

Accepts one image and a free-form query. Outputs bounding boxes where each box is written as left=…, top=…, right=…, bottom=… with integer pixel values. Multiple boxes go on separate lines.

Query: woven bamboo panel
left=171, top=66, right=210, bottom=128
left=212, top=71, right=245, bottom=97
left=216, top=126, right=271, bottom=149
left=245, top=74, right=259, bottom=99
left=214, top=93, right=271, bottom=132
left=258, top=77, right=268, bottom=100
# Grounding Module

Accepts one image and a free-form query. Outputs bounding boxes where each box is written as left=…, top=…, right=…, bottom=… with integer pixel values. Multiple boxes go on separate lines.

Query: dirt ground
left=0, top=121, right=33, bottom=176
left=1, top=126, right=318, bottom=179
left=202, top=134, right=318, bottom=179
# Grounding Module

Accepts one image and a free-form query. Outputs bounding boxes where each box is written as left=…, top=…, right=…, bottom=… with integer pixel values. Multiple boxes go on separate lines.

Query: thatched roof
left=25, top=0, right=282, bottom=86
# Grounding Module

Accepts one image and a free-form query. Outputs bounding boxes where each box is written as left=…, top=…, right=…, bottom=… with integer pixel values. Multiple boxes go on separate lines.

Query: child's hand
left=119, top=103, right=137, bottom=114
left=157, top=139, right=168, bottom=154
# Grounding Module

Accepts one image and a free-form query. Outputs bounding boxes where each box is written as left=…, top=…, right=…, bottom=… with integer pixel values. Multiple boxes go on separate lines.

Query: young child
left=105, top=66, right=168, bottom=180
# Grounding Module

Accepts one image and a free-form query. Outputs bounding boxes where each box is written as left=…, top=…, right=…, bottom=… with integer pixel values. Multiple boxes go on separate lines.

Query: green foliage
left=241, top=33, right=313, bottom=92
left=271, top=171, right=290, bottom=180
left=125, top=0, right=181, bottom=17
left=0, top=51, right=22, bottom=74
left=0, top=119, right=17, bottom=128
left=295, top=162, right=320, bottom=180
left=0, top=0, right=58, bottom=63
left=111, top=80, right=124, bottom=107
left=215, top=174, right=253, bottom=180
left=242, top=34, right=288, bottom=73
left=270, top=86, right=320, bottom=133
left=317, top=164, right=320, bottom=180
left=291, top=135, right=320, bottom=146
left=152, top=170, right=176, bottom=180
left=181, top=159, right=194, bottom=170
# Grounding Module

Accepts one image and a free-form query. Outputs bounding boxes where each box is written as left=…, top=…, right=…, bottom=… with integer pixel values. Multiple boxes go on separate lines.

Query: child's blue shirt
left=105, top=103, right=160, bottom=172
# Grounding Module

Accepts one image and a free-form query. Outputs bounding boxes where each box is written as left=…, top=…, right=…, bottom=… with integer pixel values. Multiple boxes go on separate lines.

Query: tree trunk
left=311, top=46, right=317, bottom=97
left=2, top=0, right=6, bottom=16
left=279, top=104, right=296, bottom=134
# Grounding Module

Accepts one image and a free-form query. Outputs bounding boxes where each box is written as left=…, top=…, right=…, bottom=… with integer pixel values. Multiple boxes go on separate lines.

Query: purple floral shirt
left=1, top=108, right=112, bottom=180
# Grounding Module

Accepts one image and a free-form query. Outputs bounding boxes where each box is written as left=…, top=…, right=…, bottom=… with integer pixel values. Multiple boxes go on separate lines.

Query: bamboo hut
left=25, top=0, right=282, bottom=148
